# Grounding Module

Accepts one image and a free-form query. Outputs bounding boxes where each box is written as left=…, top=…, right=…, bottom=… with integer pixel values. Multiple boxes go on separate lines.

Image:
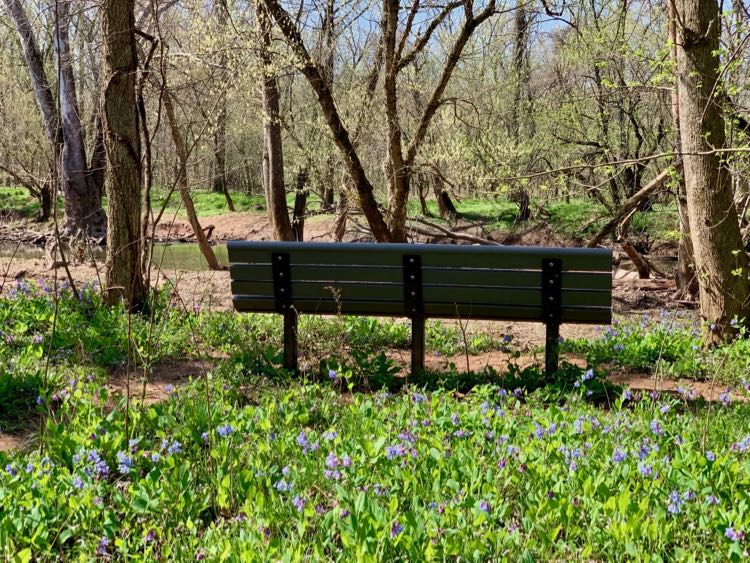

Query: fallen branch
left=619, top=238, right=651, bottom=279
left=409, top=217, right=502, bottom=245
left=587, top=169, right=671, bottom=248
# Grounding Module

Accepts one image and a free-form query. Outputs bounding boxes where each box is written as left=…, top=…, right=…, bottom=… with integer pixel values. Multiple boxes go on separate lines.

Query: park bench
left=228, top=241, right=613, bottom=375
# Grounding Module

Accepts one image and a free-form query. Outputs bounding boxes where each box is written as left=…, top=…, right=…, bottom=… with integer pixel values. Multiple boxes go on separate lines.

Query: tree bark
left=163, top=91, right=221, bottom=271
left=102, top=0, right=146, bottom=308
left=54, top=0, right=107, bottom=238
left=212, top=0, right=235, bottom=211
left=676, top=0, right=750, bottom=343
left=259, top=2, right=294, bottom=241
left=668, top=1, right=698, bottom=299
left=292, top=169, right=309, bottom=241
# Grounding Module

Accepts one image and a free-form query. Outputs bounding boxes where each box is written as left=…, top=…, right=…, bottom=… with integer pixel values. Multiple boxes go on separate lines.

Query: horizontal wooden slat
left=232, top=296, right=611, bottom=324
left=231, top=280, right=610, bottom=309
left=227, top=241, right=612, bottom=272
left=421, top=269, right=612, bottom=291
left=230, top=263, right=612, bottom=291
left=230, top=263, right=403, bottom=284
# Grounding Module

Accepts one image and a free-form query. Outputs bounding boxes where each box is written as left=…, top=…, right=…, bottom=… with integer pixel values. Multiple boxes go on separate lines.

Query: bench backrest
left=228, top=241, right=612, bottom=324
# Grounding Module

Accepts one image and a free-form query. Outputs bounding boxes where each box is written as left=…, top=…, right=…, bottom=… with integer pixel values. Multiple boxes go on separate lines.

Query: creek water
left=0, top=241, right=229, bottom=272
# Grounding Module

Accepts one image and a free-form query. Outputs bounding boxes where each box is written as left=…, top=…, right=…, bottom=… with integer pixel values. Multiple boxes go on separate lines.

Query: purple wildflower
left=667, top=491, right=683, bottom=514
left=612, top=448, right=627, bottom=463
left=390, top=521, right=404, bottom=539
left=725, top=528, right=744, bottom=542
left=479, top=500, right=491, bottom=513
left=292, top=495, right=305, bottom=512
left=217, top=424, right=234, bottom=437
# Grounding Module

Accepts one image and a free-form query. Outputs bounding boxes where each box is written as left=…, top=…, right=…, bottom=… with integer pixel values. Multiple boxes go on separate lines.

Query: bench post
left=283, top=309, right=298, bottom=373
left=404, top=254, right=425, bottom=376
left=272, top=252, right=297, bottom=373
left=542, top=258, right=562, bottom=374
left=411, top=315, right=425, bottom=376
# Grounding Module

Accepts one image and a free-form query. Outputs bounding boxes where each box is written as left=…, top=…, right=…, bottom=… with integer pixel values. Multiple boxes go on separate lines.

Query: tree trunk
left=292, top=169, right=309, bottom=241
left=54, top=0, right=107, bottom=238
left=212, top=1, right=235, bottom=211
left=163, top=91, right=221, bottom=271
left=334, top=188, right=348, bottom=242
left=259, top=2, right=294, bottom=241
left=676, top=0, right=750, bottom=343
left=510, top=3, right=530, bottom=141
left=102, top=0, right=146, bottom=308
left=668, top=0, right=698, bottom=300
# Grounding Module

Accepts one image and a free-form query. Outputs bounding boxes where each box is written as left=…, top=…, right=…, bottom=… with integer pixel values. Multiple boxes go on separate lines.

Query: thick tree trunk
left=54, top=0, right=107, bottom=238
left=334, top=189, right=348, bottom=242
left=163, top=91, right=221, bottom=271
left=102, top=0, right=146, bottom=308
left=676, top=0, right=750, bottom=343
left=259, top=2, right=294, bottom=241
left=668, top=0, right=698, bottom=300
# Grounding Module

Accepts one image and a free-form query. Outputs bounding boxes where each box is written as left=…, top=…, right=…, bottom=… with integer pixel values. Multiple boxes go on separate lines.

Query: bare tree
left=4, top=0, right=106, bottom=237
left=261, top=0, right=498, bottom=241
left=675, top=0, right=750, bottom=342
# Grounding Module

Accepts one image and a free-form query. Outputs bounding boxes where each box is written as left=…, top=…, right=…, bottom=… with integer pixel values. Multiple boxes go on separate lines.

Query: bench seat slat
left=230, top=280, right=610, bottom=308
left=227, top=241, right=611, bottom=272
left=232, top=295, right=610, bottom=323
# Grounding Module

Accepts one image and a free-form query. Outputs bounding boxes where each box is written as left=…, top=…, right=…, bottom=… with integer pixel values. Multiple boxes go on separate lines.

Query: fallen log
left=587, top=169, right=671, bottom=248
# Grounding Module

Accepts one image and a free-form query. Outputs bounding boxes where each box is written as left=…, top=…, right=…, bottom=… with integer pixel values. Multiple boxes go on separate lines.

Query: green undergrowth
left=3, top=281, right=750, bottom=559
left=1, top=367, right=750, bottom=559
left=565, top=312, right=750, bottom=385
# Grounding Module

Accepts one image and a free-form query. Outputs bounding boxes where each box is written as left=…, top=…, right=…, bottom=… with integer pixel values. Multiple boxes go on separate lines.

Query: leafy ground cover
left=1, top=281, right=750, bottom=560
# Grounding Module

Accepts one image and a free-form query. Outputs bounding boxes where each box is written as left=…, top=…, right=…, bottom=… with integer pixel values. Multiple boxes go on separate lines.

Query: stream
left=0, top=241, right=229, bottom=272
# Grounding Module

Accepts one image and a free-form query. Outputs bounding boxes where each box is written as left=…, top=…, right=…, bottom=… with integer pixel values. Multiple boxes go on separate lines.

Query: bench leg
left=283, top=310, right=298, bottom=373
left=411, top=315, right=425, bottom=376
left=545, top=320, right=560, bottom=374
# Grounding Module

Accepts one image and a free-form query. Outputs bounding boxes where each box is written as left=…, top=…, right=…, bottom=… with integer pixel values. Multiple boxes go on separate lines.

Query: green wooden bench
left=228, top=241, right=612, bottom=374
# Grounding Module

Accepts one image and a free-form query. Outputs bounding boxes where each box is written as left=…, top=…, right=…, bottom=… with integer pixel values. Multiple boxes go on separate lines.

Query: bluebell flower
left=328, top=369, right=337, bottom=380
left=117, top=451, right=134, bottom=474
left=706, top=451, right=715, bottom=462
left=650, top=419, right=664, bottom=436
left=282, top=466, right=291, bottom=476
left=638, top=462, right=653, bottom=477
left=150, top=452, right=161, bottom=463
left=201, top=432, right=209, bottom=444
left=582, top=369, right=594, bottom=381
left=96, top=537, right=109, bottom=556
left=411, top=393, right=427, bottom=403
left=386, top=444, right=405, bottom=460
left=622, top=388, right=633, bottom=401
left=292, top=495, right=305, bottom=512
left=719, top=391, right=731, bottom=406
left=612, top=448, right=627, bottom=463
left=342, top=455, right=352, bottom=468
left=25, top=463, right=34, bottom=474
left=217, top=424, right=234, bottom=437
left=706, top=495, right=720, bottom=505
left=450, top=413, right=460, bottom=426
left=323, top=430, right=338, bottom=441
left=274, top=479, right=292, bottom=492
left=667, top=490, right=682, bottom=514
left=479, top=500, right=491, bottom=513
left=5, top=464, right=17, bottom=477
left=325, top=452, right=339, bottom=469
left=725, top=527, right=744, bottom=542
left=72, top=475, right=84, bottom=489
left=167, top=441, right=182, bottom=455
left=659, top=404, right=670, bottom=414
left=390, top=521, right=403, bottom=538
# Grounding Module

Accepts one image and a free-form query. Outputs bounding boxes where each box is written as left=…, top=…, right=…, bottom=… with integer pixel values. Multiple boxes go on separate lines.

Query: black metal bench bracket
left=272, top=252, right=297, bottom=372
left=542, top=258, right=562, bottom=374
left=404, top=255, right=425, bottom=376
